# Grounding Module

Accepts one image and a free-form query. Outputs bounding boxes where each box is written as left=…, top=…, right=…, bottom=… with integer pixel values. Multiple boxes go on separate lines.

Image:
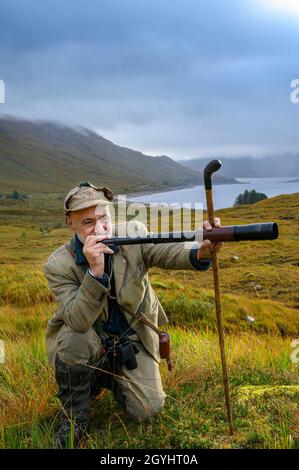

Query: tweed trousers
left=47, top=324, right=166, bottom=423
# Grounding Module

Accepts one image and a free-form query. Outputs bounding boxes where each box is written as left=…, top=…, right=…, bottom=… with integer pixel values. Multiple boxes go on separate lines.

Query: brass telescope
left=100, top=222, right=278, bottom=246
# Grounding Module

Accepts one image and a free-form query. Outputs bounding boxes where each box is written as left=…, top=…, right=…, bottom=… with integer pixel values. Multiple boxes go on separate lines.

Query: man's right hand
left=82, top=235, right=114, bottom=278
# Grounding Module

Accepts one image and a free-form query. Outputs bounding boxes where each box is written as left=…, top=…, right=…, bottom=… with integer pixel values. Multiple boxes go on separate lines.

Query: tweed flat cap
left=64, top=181, right=113, bottom=214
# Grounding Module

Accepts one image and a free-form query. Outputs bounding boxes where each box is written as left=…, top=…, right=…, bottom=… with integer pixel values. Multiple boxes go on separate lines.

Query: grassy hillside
left=0, top=192, right=298, bottom=448
left=1, top=191, right=298, bottom=310
left=0, top=117, right=236, bottom=194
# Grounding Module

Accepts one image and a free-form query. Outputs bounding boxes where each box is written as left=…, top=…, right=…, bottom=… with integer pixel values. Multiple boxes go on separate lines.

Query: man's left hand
left=196, top=218, right=223, bottom=260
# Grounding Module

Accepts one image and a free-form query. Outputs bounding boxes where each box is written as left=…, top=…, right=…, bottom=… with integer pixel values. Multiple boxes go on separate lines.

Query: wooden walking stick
left=204, top=159, right=234, bottom=436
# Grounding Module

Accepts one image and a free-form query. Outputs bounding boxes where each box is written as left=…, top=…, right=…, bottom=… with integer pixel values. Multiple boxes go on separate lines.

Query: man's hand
left=196, top=218, right=223, bottom=260
left=82, top=234, right=114, bottom=277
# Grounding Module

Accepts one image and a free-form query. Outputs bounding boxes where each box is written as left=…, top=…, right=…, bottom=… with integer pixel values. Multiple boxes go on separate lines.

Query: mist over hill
left=178, top=155, right=299, bottom=178
left=0, top=117, right=237, bottom=195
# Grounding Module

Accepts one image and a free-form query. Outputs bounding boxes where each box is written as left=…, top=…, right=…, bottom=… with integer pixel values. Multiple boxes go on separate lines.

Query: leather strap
left=124, top=283, right=164, bottom=337
left=64, top=242, right=76, bottom=260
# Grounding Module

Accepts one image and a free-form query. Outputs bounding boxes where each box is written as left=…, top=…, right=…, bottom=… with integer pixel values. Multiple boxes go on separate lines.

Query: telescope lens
left=272, top=223, right=279, bottom=240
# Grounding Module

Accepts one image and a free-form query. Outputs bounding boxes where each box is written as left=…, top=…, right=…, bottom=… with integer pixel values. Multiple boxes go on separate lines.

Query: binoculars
left=101, top=335, right=139, bottom=372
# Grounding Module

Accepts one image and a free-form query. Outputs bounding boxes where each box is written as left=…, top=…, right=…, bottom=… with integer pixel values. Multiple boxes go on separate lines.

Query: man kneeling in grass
left=44, top=181, right=222, bottom=448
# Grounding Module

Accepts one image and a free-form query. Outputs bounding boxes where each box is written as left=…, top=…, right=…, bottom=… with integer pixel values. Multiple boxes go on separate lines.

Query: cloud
left=0, top=0, right=299, bottom=158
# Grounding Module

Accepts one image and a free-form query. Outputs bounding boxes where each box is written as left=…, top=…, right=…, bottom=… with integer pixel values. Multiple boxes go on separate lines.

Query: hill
left=0, top=190, right=298, bottom=313
left=0, top=117, right=236, bottom=194
left=0, top=191, right=298, bottom=448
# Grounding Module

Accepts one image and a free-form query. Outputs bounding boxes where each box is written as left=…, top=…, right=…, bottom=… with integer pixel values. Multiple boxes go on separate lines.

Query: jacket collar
left=69, top=234, right=87, bottom=265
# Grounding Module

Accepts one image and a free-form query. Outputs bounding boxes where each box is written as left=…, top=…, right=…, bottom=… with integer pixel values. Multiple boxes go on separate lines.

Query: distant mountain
left=178, top=155, right=299, bottom=178
left=0, top=117, right=237, bottom=194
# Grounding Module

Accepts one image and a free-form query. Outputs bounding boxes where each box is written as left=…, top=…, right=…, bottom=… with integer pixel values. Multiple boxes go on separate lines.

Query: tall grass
left=0, top=192, right=298, bottom=448
left=0, top=266, right=51, bottom=307
left=0, top=310, right=298, bottom=448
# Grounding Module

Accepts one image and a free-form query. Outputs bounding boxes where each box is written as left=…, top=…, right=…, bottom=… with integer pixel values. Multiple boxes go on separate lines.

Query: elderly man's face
left=66, top=204, right=112, bottom=243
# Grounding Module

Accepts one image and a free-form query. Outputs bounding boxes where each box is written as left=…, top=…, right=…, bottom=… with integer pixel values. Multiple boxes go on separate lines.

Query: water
left=128, top=177, right=299, bottom=210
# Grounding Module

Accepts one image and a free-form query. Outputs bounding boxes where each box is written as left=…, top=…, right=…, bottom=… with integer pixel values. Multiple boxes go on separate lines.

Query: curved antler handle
left=203, top=159, right=222, bottom=190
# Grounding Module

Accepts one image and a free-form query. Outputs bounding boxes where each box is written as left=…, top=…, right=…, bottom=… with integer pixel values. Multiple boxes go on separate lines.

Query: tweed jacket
left=44, top=221, right=210, bottom=363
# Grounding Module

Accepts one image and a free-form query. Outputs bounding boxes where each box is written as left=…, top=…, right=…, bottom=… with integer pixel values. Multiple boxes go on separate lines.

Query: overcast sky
left=0, top=0, right=299, bottom=159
